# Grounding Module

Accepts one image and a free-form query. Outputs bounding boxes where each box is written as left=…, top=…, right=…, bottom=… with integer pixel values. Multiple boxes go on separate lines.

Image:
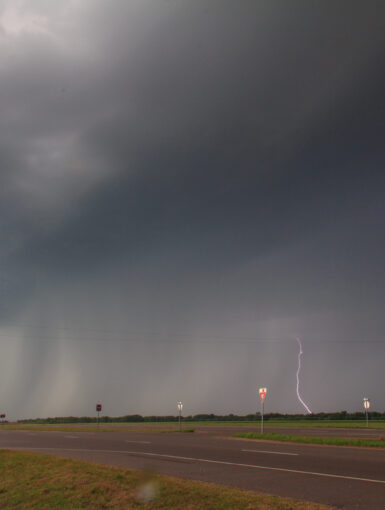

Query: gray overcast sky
left=0, top=1, right=384, bottom=420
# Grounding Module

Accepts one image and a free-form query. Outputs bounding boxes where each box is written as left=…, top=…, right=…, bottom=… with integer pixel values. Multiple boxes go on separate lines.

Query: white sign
left=363, top=398, right=370, bottom=410
left=259, top=387, right=267, bottom=403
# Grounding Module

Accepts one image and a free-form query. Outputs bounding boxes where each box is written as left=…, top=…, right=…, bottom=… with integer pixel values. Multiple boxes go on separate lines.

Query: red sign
left=0, top=414, right=5, bottom=418
left=96, top=404, right=102, bottom=412
left=259, top=387, right=267, bottom=403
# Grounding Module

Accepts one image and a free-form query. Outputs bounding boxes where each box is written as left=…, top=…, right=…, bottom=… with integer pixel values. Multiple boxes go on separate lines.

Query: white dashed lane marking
left=124, top=440, right=151, bottom=444
left=3, top=446, right=385, bottom=485
left=242, top=448, right=299, bottom=456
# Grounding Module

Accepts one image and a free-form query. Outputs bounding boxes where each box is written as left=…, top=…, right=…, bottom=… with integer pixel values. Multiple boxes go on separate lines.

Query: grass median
left=233, top=432, right=385, bottom=448
left=0, top=449, right=333, bottom=509
left=255, top=421, right=385, bottom=430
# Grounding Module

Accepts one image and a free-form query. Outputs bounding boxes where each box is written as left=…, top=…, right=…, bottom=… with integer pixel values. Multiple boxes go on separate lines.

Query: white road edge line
left=2, top=446, right=384, bottom=485
left=242, top=449, right=298, bottom=456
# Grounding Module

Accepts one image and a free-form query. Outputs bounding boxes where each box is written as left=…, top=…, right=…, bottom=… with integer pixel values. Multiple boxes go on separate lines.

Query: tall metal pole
left=261, top=400, right=264, bottom=434
left=258, top=388, right=266, bottom=434
left=177, top=402, right=183, bottom=432
left=97, top=410, right=99, bottom=430
left=363, top=398, right=370, bottom=428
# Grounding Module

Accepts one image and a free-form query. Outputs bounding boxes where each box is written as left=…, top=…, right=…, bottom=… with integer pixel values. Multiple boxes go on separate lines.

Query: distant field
left=183, top=420, right=385, bottom=429
left=188, top=420, right=385, bottom=429
left=0, top=450, right=333, bottom=509
left=0, top=423, right=194, bottom=433
left=181, top=420, right=385, bottom=429
left=2, top=419, right=385, bottom=432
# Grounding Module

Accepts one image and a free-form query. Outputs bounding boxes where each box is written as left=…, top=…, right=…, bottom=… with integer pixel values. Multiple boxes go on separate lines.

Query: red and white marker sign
left=96, top=403, right=102, bottom=412
left=259, top=387, right=267, bottom=403
left=363, top=399, right=370, bottom=410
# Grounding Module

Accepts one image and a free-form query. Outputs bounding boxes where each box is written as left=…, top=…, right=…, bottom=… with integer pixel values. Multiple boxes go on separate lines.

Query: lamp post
left=177, top=401, right=183, bottom=432
left=363, top=398, right=370, bottom=427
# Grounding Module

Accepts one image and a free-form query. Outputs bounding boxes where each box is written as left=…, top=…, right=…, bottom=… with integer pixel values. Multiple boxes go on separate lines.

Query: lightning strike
left=296, top=337, right=312, bottom=414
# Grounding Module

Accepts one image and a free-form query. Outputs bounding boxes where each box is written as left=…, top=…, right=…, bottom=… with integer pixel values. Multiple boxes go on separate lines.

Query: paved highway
left=1, top=427, right=384, bottom=509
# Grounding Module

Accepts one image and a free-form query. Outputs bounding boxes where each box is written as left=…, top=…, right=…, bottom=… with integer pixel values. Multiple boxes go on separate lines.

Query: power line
left=0, top=328, right=383, bottom=345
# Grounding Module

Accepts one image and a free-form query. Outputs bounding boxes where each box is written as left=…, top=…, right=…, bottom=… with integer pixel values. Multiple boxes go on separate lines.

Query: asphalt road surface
left=1, top=427, right=384, bottom=509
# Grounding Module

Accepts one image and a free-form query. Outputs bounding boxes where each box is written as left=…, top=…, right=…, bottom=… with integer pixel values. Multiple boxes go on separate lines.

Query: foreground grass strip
left=0, top=450, right=333, bottom=510
left=233, top=432, right=385, bottom=448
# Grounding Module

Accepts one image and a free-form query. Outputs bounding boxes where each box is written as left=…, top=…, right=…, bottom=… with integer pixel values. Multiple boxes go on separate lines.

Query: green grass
left=0, top=424, right=194, bottom=433
left=186, top=420, right=385, bottom=429
left=0, top=449, right=334, bottom=509
left=3, top=419, right=385, bottom=432
left=233, top=432, right=385, bottom=448
left=258, top=420, right=385, bottom=429
left=186, top=419, right=385, bottom=430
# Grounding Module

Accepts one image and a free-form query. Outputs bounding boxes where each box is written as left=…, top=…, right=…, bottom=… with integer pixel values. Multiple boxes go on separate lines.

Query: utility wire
left=0, top=329, right=383, bottom=345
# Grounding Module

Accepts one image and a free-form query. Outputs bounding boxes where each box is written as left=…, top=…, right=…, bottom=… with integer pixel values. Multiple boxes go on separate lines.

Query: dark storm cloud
left=0, top=1, right=384, bottom=418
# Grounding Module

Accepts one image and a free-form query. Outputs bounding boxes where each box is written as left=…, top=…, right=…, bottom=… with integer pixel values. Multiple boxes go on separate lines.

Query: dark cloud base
left=0, top=1, right=384, bottom=419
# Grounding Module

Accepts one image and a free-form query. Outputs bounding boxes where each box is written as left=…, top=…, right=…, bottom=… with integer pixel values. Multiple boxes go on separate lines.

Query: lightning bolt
left=296, top=337, right=312, bottom=414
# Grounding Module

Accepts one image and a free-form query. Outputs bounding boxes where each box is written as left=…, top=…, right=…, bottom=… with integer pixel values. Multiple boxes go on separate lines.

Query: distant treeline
left=18, top=411, right=385, bottom=424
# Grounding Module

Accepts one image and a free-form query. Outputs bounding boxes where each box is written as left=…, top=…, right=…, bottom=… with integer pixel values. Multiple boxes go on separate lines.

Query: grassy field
left=2, top=419, right=385, bottom=432
left=175, top=420, right=385, bottom=430
left=0, top=449, right=333, bottom=509
left=0, top=424, right=194, bottom=433
left=257, top=421, right=385, bottom=430
left=233, top=432, right=385, bottom=448
left=5, top=420, right=385, bottom=430
left=182, top=420, right=385, bottom=430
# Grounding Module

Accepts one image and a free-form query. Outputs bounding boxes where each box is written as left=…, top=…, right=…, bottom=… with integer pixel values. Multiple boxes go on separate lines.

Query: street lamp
left=177, top=401, right=183, bottom=432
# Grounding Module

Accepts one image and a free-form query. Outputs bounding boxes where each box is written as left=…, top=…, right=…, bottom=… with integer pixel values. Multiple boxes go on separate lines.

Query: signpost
left=96, top=403, right=102, bottom=430
left=0, top=413, right=5, bottom=423
left=177, top=401, right=183, bottom=432
left=363, top=398, right=370, bottom=427
left=259, top=387, right=267, bottom=434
